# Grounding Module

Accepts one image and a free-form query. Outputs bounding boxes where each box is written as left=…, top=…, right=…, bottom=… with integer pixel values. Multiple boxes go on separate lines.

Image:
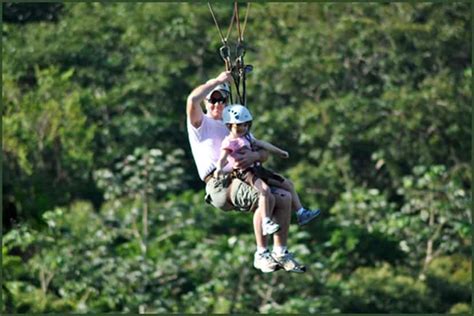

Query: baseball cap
left=206, top=83, right=231, bottom=100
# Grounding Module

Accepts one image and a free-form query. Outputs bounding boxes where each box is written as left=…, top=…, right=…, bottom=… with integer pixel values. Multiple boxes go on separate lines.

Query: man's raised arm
left=186, top=71, right=232, bottom=128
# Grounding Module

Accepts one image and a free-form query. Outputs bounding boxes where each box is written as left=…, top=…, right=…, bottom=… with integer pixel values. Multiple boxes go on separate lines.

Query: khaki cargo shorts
left=205, top=175, right=259, bottom=212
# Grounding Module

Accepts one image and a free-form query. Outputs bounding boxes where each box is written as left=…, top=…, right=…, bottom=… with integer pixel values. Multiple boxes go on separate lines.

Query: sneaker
left=262, top=218, right=280, bottom=236
left=271, top=250, right=306, bottom=273
left=254, top=250, right=280, bottom=273
left=297, top=208, right=321, bottom=226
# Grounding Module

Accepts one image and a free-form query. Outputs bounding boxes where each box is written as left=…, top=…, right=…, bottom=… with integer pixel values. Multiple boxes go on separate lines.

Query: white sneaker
left=254, top=250, right=280, bottom=273
left=262, top=218, right=280, bottom=236
left=271, top=250, right=306, bottom=273
left=297, top=208, right=321, bottom=226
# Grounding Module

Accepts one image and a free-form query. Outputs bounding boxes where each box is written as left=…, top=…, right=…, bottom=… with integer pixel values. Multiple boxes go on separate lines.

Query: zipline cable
left=208, top=1, right=252, bottom=106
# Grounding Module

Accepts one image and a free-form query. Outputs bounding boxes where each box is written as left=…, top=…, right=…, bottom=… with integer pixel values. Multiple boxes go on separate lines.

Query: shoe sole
left=254, top=264, right=279, bottom=273
left=285, top=266, right=306, bottom=273
left=273, top=258, right=306, bottom=273
left=298, top=210, right=321, bottom=226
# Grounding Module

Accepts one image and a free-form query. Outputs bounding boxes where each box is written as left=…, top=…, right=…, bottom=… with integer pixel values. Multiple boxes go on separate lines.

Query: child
left=214, top=104, right=292, bottom=236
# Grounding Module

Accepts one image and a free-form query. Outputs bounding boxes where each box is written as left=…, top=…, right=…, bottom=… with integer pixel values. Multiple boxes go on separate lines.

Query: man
left=186, top=71, right=315, bottom=273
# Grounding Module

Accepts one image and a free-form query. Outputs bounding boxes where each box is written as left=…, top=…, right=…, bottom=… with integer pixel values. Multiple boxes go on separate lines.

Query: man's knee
left=283, top=178, right=294, bottom=191
left=272, top=188, right=291, bottom=209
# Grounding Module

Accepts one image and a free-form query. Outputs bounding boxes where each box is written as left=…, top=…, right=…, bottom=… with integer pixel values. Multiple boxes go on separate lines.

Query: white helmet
left=223, top=104, right=253, bottom=124
left=206, top=83, right=231, bottom=100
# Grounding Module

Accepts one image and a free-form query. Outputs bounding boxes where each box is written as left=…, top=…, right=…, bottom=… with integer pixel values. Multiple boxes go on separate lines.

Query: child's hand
left=280, top=151, right=289, bottom=159
left=214, top=169, right=224, bottom=178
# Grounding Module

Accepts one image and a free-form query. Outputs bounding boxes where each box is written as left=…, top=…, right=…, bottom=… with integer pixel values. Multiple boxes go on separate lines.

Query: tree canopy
left=2, top=2, right=471, bottom=314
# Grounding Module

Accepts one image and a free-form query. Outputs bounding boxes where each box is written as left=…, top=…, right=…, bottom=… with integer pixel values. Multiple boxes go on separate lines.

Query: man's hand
left=233, top=148, right=260, bottom=170
left=216, top=71, right=232, bottom=84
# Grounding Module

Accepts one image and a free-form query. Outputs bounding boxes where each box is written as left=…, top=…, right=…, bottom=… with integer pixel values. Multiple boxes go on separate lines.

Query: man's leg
left=270, top=187, right=306, bottom=273
left=228, top=178, right=279, bottom=273
left=267, top=178, right=321, bottom=226
left=266, top=178, right=303, bottom=211
left=269, top=188, right=291, bottom=248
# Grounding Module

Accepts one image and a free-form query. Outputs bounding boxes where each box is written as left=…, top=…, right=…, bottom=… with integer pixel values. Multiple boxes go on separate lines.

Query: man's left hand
left=233, top=148, right=259, bottom=170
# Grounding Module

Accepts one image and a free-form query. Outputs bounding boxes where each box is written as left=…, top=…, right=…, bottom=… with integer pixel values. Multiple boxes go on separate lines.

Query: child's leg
left=253, top=178, right=280, bottom=236
left=266, top=178, right=302, bottom=212
left=252, top=177, right=273, bottom=219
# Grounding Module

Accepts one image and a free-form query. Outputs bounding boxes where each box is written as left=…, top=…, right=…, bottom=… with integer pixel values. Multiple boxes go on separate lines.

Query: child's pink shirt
left=221, top=134, right=253, bottom=168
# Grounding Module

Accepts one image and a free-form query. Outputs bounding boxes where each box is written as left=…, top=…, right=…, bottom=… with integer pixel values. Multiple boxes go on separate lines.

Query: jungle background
left=2, top=2, right=472, bottom=314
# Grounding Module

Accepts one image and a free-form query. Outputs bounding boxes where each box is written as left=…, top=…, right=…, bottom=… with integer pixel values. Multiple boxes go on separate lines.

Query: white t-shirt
left=187, top=114, right=232, bottom=181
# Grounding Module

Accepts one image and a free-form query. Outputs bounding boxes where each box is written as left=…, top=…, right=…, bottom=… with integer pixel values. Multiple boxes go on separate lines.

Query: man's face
left=206, top=91, right=228, bottom=120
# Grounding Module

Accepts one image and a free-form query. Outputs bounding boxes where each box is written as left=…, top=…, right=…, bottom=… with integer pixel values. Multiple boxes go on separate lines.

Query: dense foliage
left=2, top=2, right=471, bottom=313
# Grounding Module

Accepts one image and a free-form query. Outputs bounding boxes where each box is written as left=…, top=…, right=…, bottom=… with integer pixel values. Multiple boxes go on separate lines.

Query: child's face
left=230, top=122, right=249, bottom=137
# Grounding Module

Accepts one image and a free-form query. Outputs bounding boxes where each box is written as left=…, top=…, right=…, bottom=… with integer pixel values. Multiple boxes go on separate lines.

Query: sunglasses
left=209, top=96, right=227, bottom=104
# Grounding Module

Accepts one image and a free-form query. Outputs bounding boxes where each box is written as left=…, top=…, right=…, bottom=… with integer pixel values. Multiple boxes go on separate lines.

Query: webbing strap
left=208, top=2, right=237, bottom=44
left=235, top=1, right=242, bottom=42
left=241, top=3, right=250, bottom=41
left=207, top=2, right=226, bottom=44
left=234, top=2, right=250, bottom=43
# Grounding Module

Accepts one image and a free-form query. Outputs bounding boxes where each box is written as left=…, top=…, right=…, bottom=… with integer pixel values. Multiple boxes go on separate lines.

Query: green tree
left=3, top=66, right=96, bottom=224
left=2, top=2, right=471, bottom=314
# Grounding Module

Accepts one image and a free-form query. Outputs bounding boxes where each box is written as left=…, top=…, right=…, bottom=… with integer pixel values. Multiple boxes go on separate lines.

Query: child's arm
left=252, top=138, right=289, bottom=159
left=214, top=149, right=230, bottom=177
